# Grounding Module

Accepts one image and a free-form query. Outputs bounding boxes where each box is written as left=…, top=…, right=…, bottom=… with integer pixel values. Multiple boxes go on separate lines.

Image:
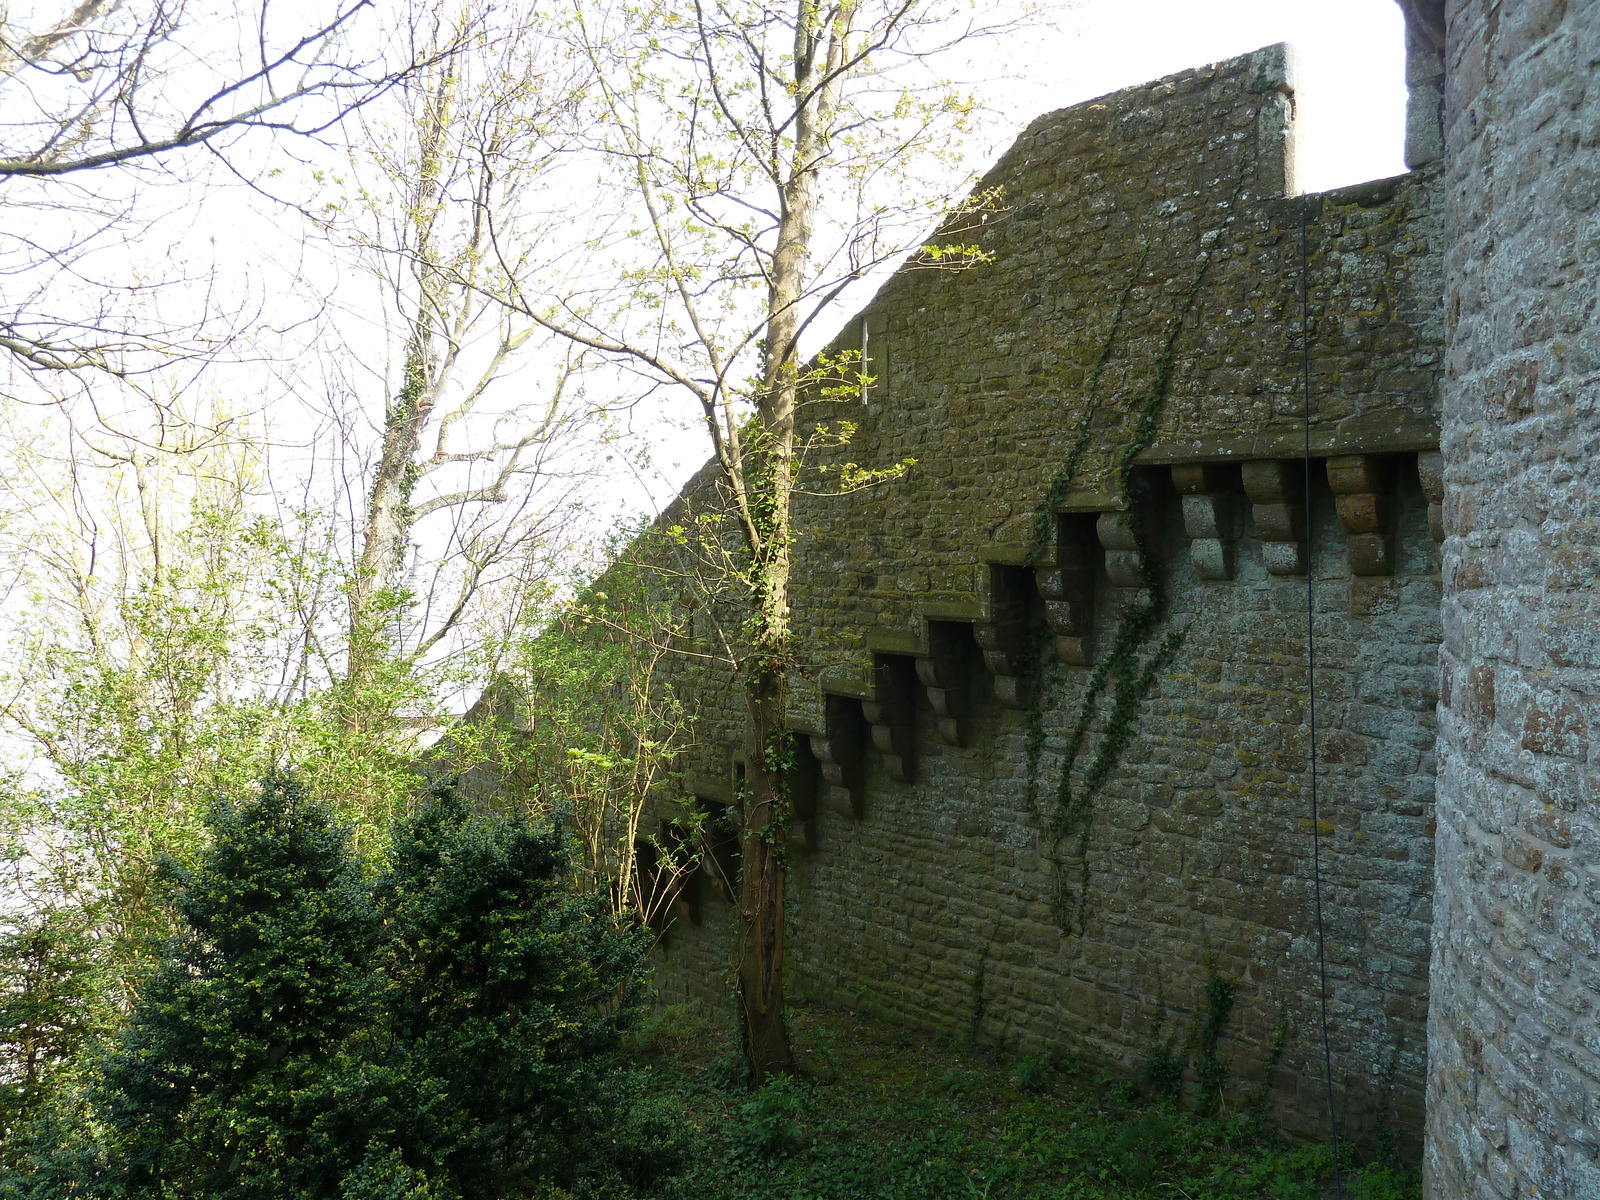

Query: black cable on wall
left=1300, top=191, right=1345, bottom=1196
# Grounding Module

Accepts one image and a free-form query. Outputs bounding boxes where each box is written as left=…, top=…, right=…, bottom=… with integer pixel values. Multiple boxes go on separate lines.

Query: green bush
left=606, top=1090, right=697, bottom=1188
left=729, top=1074, right=809, bottom=1159
left=0, top=906, right=109, bottom=1148
left=375, top=789, right=649, bottom=1196
left=8, top=777, right=649, bottom=1199
left=94, top=775, right=384, bottom=1198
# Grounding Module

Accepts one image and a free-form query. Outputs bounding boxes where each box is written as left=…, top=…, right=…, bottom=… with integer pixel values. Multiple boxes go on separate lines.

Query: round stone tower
left=1426, top=1, right=1600, bottom=1195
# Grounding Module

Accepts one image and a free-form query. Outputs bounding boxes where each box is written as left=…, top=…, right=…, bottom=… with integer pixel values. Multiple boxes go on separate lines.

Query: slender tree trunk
left=739, top=669, right=793, bottom=1078
left=737, top=398, right=798, bottom=1078
left=343, top=60, right=455, bottom=727
left=345, top=336, right=433, bottom=729
left=735, top=4, right=833, bottom=1080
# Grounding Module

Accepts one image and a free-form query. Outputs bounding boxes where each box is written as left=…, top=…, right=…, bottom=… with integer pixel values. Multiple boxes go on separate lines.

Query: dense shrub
left=95, top=776, right=384, bottom=1198
left=375, top=790, right=648, bottom=1196
left=4, top=777, right=647, bottom=1199
left=0, top=906, right=108, bottom=1147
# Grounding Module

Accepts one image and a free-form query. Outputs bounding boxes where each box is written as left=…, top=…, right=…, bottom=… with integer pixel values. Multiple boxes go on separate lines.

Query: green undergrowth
left=590, top=1004, right=1418, bottom=1200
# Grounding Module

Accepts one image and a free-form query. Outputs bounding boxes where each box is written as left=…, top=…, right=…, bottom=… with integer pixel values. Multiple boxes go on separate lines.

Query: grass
left=588, top=1003, right=1420, bottom=1200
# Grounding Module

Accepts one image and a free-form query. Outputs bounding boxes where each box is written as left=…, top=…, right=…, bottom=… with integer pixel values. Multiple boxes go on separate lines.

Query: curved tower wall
left=1426, top=2, right=1600, bottom=1195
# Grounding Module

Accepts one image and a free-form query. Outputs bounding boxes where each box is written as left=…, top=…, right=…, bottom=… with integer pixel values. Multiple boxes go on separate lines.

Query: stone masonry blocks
left=1426, top=1, right=1600, bottom=1196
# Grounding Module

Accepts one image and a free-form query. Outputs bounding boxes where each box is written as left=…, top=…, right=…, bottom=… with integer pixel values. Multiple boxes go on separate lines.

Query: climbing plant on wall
left=1019, top=142, right=1262, bottom=933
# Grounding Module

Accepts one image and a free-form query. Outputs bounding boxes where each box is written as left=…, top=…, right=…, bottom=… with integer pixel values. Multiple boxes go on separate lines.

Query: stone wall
left=775, top=484, right=1441, bottom=1144
left=1425, top=1, right=1600, bottom=1195
left=639, top=44, right=1447, bottom=1152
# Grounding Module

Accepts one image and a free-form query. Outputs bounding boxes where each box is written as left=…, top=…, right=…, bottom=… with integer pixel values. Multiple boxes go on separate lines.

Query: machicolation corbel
left=1326, top=453, right=1395, bottom=576
left=917, top=622, right=974, bottom=746
left=695, top=795, right=740, bottom=906
left=1241, top=460, right=1307, bottom=576
left=1033, top=513, right=1098, bottom=666
left=863, top=655, right=918, bottom=783
left=809, top=694, right=868, bottom=818
left=1172, top=464, right=1242, bottom=582
left=1417, top=449, right=1444, bottom=542
left=1096, top=509, right=1154, bottom=606
left=974, top=565, right=1033, bottom=709
left=784, top=733, right=822, bottom=850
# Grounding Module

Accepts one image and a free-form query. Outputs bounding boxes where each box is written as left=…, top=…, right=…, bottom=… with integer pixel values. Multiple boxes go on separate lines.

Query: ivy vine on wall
left=1018, top=142, right=1260, bottom=934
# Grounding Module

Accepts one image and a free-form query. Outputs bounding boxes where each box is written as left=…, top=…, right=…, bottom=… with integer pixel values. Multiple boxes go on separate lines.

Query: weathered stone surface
left=487, top=5, right=1600, bottom=1179
left=1425, top=2, right=1600, bottom=1196
left=1243, top=461, right=1311, bottom=576
left=1175, top=465, right=1242, bottom=582
left=1328, top=454, right=1397, bottom=578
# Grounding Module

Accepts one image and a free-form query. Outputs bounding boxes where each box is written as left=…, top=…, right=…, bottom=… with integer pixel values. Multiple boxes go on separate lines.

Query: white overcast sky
left=1005, top=0, right=1406, bottom=193
left=19, top=0, right=1408, bottom=513
left=0, top=0, right=1415, bottom=735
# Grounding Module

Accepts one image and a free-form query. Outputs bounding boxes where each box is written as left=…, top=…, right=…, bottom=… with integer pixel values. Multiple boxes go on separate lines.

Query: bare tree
left=310, top=2, right=616, bottom=731
left=0, top=0, right=453, bottom=379
left=0, top=0, right=424, bottom=177
left=497, top=0, right=1008, bottom=1079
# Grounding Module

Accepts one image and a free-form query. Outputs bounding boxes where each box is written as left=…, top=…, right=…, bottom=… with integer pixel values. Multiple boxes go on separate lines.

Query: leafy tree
left=0, top=433, right=423, bottom=1004
left=500, top=0, right=1007, bottom=1079
left=0, top=906, right=107, bottom=1144
left=0, top=311, right=621, bottom=1159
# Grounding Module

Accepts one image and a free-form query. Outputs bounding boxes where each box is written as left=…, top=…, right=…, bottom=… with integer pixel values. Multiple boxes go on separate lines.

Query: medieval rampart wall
left=644, top=45, right=1446, bottom=1149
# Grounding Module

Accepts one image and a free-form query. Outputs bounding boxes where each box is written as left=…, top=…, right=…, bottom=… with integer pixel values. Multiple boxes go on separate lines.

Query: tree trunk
left=734, top=403, right=797, bottom=1082
left=342, top=54, right=457, bottom=728
left=730, top=0, right=840, bottom=1084
left=344, top=338, right=432, bottom=730
left=738, top=668, right=793, bottom=1081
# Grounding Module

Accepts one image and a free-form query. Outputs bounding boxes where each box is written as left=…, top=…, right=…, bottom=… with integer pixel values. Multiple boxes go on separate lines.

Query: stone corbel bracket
left=682, top=761, right=733, bottom=803
left=660, top=816, right=703, bottom=925
left=1417, top=449, right=1445, bottom=542
left=1326, top=453, right=1394, bottom=575
left=862, top=654, right=918, bottom=783
left=1242, top=459, right=1308, bottom=576
left=974, top=564, right=1033, bottom=709
left=678, top=763, right=739, bottom=907
left=1034, top=513, right=1098, bottom=665
left=785, top=733, right=822, bottom=849
left=1097, top=509, right=1154, bottom=607
left=634, top=823, right=697, bottom=931
left=694, top=794, right=742, bottom=906
left=917, top=621, right=973, bottom=746
left=808, top=693, right=868, bottom=818
left=1171, top=464, right=1242, bottom=581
